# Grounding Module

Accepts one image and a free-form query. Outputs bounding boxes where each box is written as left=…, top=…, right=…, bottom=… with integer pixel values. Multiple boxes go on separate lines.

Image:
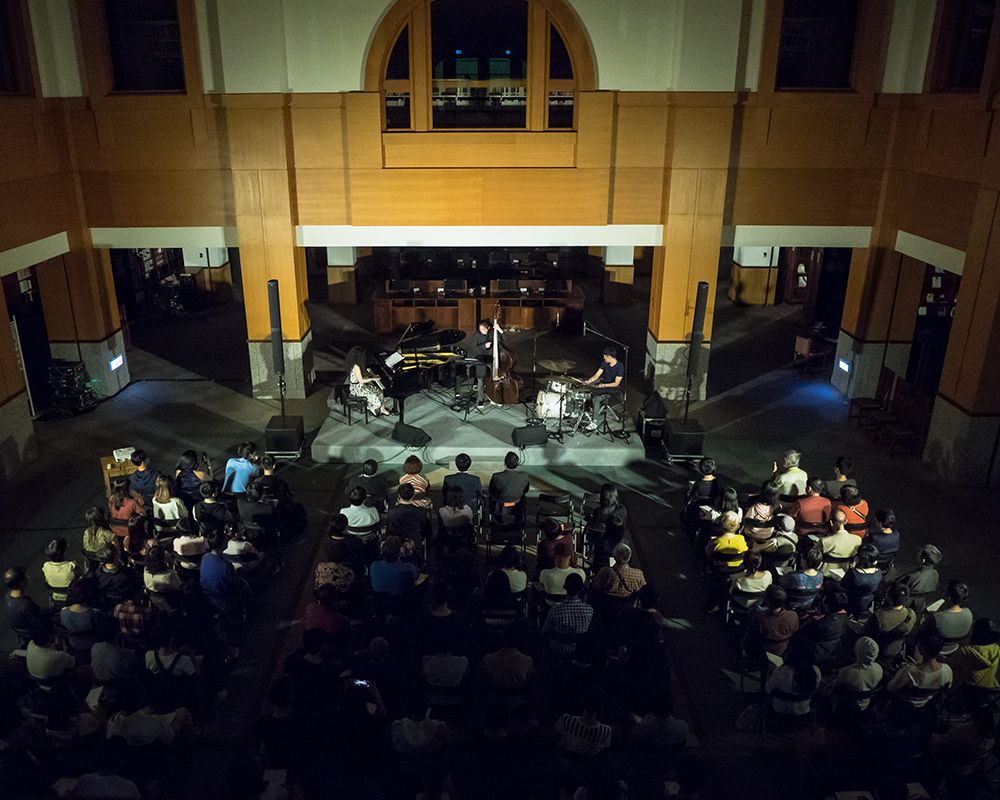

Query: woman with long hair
left=108, top=477, right=145, bottom=537
left=82, top=506, right=115, bottom=571
left=345, top=346, right=391, bottom=416
left=175, top=449, right=212, bottom=508
left=152, top=474, right=189, bottom=539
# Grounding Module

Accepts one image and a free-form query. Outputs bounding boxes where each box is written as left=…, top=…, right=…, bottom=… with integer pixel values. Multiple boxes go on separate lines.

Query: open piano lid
left=396, top=321, right=465, bottom=351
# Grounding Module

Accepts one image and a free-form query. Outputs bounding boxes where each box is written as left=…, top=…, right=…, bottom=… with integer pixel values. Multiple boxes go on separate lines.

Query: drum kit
left=533, top=358, right=595, bottom=437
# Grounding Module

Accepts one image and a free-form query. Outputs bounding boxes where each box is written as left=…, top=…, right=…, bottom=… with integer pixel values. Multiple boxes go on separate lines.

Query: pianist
left=345, top=347, right=392, bottom=417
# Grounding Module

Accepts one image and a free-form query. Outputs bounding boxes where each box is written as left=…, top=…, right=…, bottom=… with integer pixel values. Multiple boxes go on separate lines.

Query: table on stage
left=372, top=279, right=584, bottom=334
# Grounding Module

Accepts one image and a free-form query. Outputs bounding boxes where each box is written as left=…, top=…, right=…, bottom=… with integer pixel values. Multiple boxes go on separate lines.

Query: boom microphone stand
left=580, top=321, right=631, bottom=443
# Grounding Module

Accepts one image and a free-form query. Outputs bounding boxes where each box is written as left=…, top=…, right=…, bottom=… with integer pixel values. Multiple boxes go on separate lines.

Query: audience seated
left=224, top=441, right=260, bottom=496
left=833, top=636, right=883, bottom=714
left=345, top=458, right=390, bottom=511
left=929, top=580, right=973, bottom=654
left=82, top=507, right=116, bottom=570
left=830, top=455, right=857, bottom=494
left=897, top=544, right=942, bottom=615
left=4, top=565, right=45, bottom=643
left=489, top=451, right=530, bottom=519
left=748, top=585, right=799, bottom=658
left=386, top=484, right=428, bottom=544
left=864, top=582, right=917, bottom=667
left=96, top=546, right=139, bottom=610
left=26, top=622, right=76, bottom=683
left=541, top=573, right=593, bottom=658
left=340, top=486, right=380, bottom=528
left=953, top=618, right=1000, bottom=689
left=742, top=482, right=780, bottom=548
left=818, top=508, right=861, bottom=577
left=887, top=630, right=953, bottom=708
left=538, top=540, right=587, bottom=601
left=765, top=636, right=820, bottom=724
left=841, top=543, right=882, bottom=617
left=253, top=454, right=291, bottom=507
left=108, top=478, right=145, bottom=537
left=437, top=486, right=474, bottom=536
left=442, top=452, right=484, bottom=511
left=791, top=477, right=832, bottom=530
left=399, top=455, right=433, bottom=510
left=835, top=484, right=870, bottom=537
left=771, top=448, right=809, bottom=501
left=370, top=535, right=422, bottom=598
left=42, top=537, right=79, bottom=606
left=174, top=449, right=211, bottom=509
left=866, top=508, right=901, bottom=572
left=497, top=545, right=528, bottom=593
left=479, top=626, right=534, bottom=692
left=591, top=542, right=646, bottom=600
left=151, top=474, right=188, bottom=538
left=193, top=482, right=233, bottom=530
left=779, top=545, right=824, bottom=610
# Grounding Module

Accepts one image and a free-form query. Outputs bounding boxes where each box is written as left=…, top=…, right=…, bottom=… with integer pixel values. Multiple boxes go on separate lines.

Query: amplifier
left=511, top=424, right=548, bottom=448
left=662, top=419, right=705, bottom=462
left=265, top=415, right=304, bottom=458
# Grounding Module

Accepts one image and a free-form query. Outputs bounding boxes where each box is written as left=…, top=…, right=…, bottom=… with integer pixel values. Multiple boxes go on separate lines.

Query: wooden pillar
left=925, top=187, right=1000, bottom=485
left=645, top=95, right=735, bottom=404
left=34, top=233, right=129, bottom=398
left=226, top=97, right=312, bottom=399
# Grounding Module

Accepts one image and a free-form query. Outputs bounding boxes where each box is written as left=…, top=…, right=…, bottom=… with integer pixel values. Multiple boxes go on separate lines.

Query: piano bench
left=334, top=384, right=371, bottom=426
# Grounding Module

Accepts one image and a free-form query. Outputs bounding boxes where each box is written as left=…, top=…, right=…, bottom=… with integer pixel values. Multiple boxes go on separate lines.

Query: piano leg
left=398, top=396, right=406, bottom=424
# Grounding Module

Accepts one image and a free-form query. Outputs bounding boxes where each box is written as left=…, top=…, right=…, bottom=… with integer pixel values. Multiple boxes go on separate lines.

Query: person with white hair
left=590, top=542, right=646, bottom=599
left=771, top=448, right=809, bottom=501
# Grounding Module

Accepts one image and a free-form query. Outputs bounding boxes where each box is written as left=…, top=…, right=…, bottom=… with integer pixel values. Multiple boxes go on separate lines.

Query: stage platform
left=310, top=388, right=646, bottom=467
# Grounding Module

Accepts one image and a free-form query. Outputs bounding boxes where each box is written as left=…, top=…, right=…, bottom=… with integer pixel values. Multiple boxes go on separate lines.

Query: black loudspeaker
left=687, top=281, right=710, bottom=380
left=636, top=391, right=667, bottom=450
left=662, top=419, right=705, bottom=461
left=265, top=414, right=304, bottom=457
left=512, top=424, right=548, bottom=448
left=392, top=422, right=431, bottom=448
left=267, top=279, right=284, bottom=377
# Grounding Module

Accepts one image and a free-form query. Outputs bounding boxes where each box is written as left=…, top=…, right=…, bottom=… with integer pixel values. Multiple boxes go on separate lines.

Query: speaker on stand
left=264, top=280, right=304, bottom=458
left=663, top=281, right=708, bottom=463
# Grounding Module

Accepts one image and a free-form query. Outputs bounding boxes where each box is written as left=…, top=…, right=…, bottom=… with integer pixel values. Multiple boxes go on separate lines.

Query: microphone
left=583, top=320, right=587, bottom=337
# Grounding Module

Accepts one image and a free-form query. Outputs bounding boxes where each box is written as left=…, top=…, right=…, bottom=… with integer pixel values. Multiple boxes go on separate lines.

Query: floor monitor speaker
left=265, top=415, right=304, bottom=458
left=392, top=422, right=431, bottom=448
left=662, top=419, right=705, bottom=462
left=511, top=424, right=548, bottom=448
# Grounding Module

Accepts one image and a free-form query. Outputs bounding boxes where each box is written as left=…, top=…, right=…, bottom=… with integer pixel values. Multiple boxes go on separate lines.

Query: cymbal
left=538, top=358, right=577, bottom=372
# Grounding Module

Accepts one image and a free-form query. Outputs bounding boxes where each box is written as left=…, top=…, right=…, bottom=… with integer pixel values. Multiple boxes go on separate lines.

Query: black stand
left=580, top=324, right=631, bottom=443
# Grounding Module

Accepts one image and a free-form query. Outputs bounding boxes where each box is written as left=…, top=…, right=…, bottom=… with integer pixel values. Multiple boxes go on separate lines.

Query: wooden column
left=226, top=96, right=312, bottom=399
left=924, top=187, right=1000, bottom=485
left=645, top=95, right=735, bottom=404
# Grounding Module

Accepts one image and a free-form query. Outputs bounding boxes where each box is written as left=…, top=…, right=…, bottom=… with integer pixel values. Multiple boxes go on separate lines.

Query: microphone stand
left=580, top=323, right=631, bottom=443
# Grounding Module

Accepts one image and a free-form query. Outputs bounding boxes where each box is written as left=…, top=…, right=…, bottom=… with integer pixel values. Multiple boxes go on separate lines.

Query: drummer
left=469, top=319, right=495, bottom=407
left=582, top=347, right=625, bottom=428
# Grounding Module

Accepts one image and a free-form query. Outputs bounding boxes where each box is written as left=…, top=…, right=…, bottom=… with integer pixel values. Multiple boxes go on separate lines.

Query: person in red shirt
left=834, top=484, right=870, bottom=537
left=791, top=478, right=832, bottom=533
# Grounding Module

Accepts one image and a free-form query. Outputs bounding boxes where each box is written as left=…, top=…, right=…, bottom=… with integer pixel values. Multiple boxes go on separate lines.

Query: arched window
left=372, top=0, right=593, bottom=133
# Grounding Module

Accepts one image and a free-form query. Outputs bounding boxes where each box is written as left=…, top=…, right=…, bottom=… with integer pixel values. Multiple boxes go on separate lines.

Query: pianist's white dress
left=349, top=365, right=386, bottom=413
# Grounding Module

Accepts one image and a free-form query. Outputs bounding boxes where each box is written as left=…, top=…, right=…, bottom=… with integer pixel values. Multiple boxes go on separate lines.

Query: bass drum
left=535, top=390, right=566, bottom=419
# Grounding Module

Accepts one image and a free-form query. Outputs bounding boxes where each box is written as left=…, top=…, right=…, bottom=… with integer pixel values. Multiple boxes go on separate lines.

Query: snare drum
left=547, top=379, right=571, bottom=396
left=535, top=390, right=565, bottom=419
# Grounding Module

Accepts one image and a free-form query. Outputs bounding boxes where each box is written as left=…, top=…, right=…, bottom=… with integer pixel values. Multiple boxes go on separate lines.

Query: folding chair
left=487, top=514, right=526, bottom=560
left=865, top=379, right=913, bottom=436
left=535, top=492, right=576, bottom=550
left=879, top=391, right=934, bottom=455
left=725, top=588, right=766, bottom=627
left=850, top=366, right=894, bottom=423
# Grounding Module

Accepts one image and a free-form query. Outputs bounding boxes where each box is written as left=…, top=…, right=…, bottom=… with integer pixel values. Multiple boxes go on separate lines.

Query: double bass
left=485, top=304, right=524, bottom=405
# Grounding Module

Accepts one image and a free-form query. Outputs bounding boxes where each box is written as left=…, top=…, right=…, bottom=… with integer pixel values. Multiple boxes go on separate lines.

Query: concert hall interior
left=2, top=1, right=1000, bottom=798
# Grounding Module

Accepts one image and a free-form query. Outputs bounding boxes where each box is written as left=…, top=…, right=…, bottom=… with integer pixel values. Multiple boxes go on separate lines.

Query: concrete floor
left=2, top=280, right=993, bottom=798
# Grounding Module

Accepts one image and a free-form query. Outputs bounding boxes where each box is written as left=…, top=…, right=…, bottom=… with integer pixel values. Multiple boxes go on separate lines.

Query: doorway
left=110, top=247, right=251, bottom=388
left=2, top=268, right=52, bottom=415
left=906, top=264, right=959, bottom=396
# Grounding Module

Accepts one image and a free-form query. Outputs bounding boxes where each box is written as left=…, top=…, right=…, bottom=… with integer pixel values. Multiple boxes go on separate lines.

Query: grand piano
left=369, top=322, right=474, bottom=422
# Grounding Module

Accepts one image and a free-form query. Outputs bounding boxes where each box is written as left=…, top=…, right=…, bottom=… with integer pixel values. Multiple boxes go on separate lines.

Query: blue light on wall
left=838, top=359, right=850, bottom=373
left=110, top=354, right=124, bottom=371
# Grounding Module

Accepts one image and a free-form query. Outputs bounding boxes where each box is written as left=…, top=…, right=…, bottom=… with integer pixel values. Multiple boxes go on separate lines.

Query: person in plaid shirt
left=541, top=572, right=593, bottom=657
left=113, top=588, right=154, bottom=639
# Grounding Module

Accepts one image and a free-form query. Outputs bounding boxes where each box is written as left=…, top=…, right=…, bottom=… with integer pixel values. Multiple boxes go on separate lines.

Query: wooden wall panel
left=0, top=173, right=76, bottom=252
left=730, top=168, right=882, bottom=226
left=294, top=169, right=350, bottom=225
left=668, top=106, right=735, bottom=168
left=227, top=109, right=288, bottom=171
left=610, top=167, right=664, bottom=223
left=575, top=92, right=615, bottom=168
left=344, top=93, right=383, bottom=169
left=614, top=105, right=668, bottom=168
left=345, top=167, right=609, bottom=225
left=382, top=132, right=577, bottom=168
left=34, top=256, right=76, bottom=342
left=290, top=107, right=347, bottom=169
left=894, top=171, right=978, bottom=252
left=78, top=170, right=234, bottom=228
